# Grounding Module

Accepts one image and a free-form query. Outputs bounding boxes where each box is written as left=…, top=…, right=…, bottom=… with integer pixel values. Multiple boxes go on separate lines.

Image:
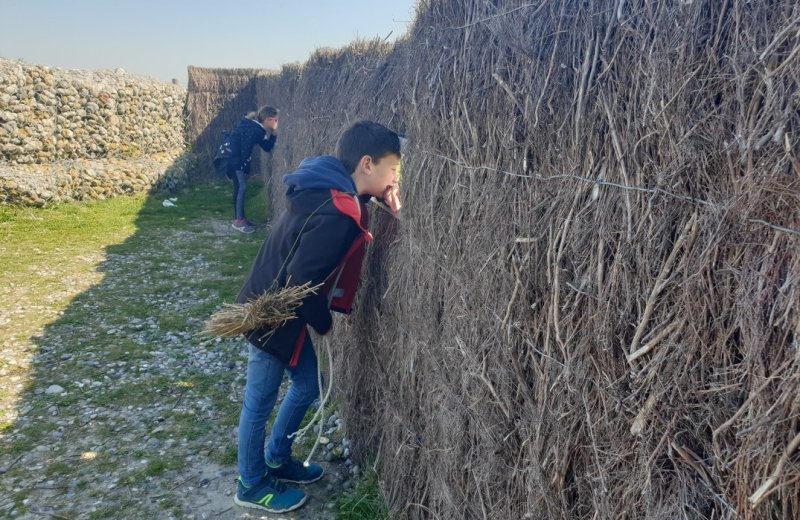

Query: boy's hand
left=382, top=185, right=402, bottom=214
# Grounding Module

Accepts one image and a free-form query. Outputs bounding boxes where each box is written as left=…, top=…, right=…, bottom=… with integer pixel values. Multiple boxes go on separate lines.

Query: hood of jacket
left=241, top=117, right=266, bottom=132
left=282, top=156, right=357, bottom=215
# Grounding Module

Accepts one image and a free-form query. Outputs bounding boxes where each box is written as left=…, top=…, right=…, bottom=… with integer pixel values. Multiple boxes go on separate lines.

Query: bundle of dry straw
left=203, top=282, right=321, bottom=338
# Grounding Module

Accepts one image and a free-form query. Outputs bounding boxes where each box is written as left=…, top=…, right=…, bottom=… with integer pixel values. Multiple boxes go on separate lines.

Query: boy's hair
left=336, top=121, right=401, bottom=174
left=246, top=105, right=279, bottom=122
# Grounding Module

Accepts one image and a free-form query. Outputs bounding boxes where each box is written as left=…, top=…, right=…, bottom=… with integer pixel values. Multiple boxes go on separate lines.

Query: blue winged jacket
left=213, top=117, right=277, bottom=177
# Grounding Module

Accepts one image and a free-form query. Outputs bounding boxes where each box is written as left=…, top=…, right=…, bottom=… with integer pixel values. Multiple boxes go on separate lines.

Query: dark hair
left=246, top=105, right=279, bottom=121
left=335, top=120, right=401, bottom=174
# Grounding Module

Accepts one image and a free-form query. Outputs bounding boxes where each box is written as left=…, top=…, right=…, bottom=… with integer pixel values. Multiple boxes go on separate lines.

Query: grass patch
left=217, top=400, right=241, bottom=428
left=213, top=444, right=238, bottom=466
left=1, top=426, right=38, bottom=457
left=293, top=399, right=341, bottom=453
left=0, top=196, right=142, bottom=250
left=0, top=180, right=277, bottom=516
left=89, top=506, right=130, bottom=520
left=159, top=494, right=180, bottom=512
left=144, top=457, right=186, bottom=477
left=46, top=460, right=73, bottom=477
left=114, top=455, right=187, bottom=488
left=173, top=412, right=214, bottom=441
left=158, top=311, right=190, bottom=331
left=98, top=340, right=150, bottom=362
left=89, top=452, right=119, bottom=474
left=88, top=375, right=181, bottom=407
left=336, top=465, right=391, bottom=520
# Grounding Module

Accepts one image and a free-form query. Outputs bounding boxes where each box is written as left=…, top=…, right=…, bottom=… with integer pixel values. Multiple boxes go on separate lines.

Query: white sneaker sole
left=233, top=493, right=308, bottom=513
left=231, top=224, right=255, bottom=234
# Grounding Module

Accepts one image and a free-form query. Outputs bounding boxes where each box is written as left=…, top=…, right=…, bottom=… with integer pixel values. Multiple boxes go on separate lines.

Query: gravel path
left=0, top=211, right=362, bottom=519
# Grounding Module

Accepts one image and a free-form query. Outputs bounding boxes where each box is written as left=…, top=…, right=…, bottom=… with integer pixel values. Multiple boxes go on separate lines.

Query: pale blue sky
left=0, top=0, right=417, bottom=85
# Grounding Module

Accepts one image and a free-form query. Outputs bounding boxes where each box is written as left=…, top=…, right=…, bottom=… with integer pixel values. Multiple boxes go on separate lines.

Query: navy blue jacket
left=236, top=156, right=371, bottom=364
left=213, top=117, right=277, bottom=177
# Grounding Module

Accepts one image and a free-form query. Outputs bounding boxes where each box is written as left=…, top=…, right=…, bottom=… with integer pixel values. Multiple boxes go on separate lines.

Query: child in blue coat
left=233, top=121, right=402, bottom=513
left=213, top=106, right=279, bottom=233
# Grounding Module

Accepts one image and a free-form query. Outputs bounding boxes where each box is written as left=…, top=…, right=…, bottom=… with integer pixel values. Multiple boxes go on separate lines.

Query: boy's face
left=360, top=153, right=401, bottom=198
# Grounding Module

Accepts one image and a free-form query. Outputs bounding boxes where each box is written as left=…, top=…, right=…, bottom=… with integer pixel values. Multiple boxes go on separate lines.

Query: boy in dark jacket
left=213, top=106, right=279, bottom=233
left=233, top=121, right=402, bottom=513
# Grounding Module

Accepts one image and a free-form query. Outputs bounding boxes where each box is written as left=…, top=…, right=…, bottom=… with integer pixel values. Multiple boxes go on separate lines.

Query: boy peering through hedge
left=232, top=120, right=402, bottom=513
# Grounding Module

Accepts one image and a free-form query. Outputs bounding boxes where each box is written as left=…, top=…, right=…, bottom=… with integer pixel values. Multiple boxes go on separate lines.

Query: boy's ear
left=356, top=155, right=373, bottom=175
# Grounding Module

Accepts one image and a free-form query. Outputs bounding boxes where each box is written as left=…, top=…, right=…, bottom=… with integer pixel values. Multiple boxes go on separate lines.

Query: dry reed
left=203, top=282, right=322, bottom=338
left=187, top=1, right=800, bottom=518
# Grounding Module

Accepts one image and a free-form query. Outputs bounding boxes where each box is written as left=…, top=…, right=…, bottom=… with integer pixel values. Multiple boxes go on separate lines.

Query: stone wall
left=0, top=58, right=189, bottom=205
left=0, top=153, right=194, bottom=206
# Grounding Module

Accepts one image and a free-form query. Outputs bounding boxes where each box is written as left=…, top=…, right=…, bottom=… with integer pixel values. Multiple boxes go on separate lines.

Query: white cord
left=288, top=334, right=335, bottom=466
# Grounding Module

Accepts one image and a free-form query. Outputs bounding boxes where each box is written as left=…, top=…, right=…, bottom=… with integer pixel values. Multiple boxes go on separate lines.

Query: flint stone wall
left=0, top=58, right=189, bottom=205
left=0, top=152, right=194, bottom=206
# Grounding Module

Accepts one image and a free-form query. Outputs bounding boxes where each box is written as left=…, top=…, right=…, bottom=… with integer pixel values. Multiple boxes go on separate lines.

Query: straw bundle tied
left=203, top=282, right=322, bottom=338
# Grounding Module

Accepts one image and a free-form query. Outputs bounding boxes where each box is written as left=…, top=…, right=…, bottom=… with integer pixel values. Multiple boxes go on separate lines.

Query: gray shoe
left=232, top=220, right=255, bottom=234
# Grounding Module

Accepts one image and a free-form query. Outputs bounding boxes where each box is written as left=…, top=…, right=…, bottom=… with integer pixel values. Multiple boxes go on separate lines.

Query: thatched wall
left=255, top=41, right=401, bottom=216
left=191, top=1, right=800, bottom=518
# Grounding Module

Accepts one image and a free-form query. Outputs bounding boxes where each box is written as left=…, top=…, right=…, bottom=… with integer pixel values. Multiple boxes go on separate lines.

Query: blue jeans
left=237, top=334, right=320, bottom=485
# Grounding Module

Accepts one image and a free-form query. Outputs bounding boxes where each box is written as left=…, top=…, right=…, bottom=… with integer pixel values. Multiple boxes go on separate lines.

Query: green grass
left=0, top=198, right=142, bottom=340
left=0, top=179, right=394, bottom=519
left=0, top=196, right=141, bottom=248
left=336, top=465, right=392, bottom=520
left=159, top=494, right=180, bottom=512
left=158, top=311, right=190, bottom=331
left=0, top=179, right=271, bottom=517
left=173, top=412, right=214, bottom=441
left=5, top=437, right=34, bottom=457
left=91, top=452, right=119, bottom=473
left=45, top=461, right=73, bottom=477
left=213, top=444, right=238, bottom=466
left=87, top=508, right=117, bottom=520
left=144, top=457, right=186, bottom=477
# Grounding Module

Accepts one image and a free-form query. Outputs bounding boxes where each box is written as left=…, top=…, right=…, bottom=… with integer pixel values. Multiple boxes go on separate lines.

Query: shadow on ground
left=0, top=178, right=352, bottom=519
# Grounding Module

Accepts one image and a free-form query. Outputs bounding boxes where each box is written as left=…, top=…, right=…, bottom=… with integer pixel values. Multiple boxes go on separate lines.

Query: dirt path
left=0, top=191, right=366, bottom=519
left=175, top=460, right=349, bottom=519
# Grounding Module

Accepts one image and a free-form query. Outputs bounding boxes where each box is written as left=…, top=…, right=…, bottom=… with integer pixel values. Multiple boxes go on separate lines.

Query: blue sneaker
left=267, top=457, right=324, bottom=484
left=234, top=475, right=307, bottom=513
